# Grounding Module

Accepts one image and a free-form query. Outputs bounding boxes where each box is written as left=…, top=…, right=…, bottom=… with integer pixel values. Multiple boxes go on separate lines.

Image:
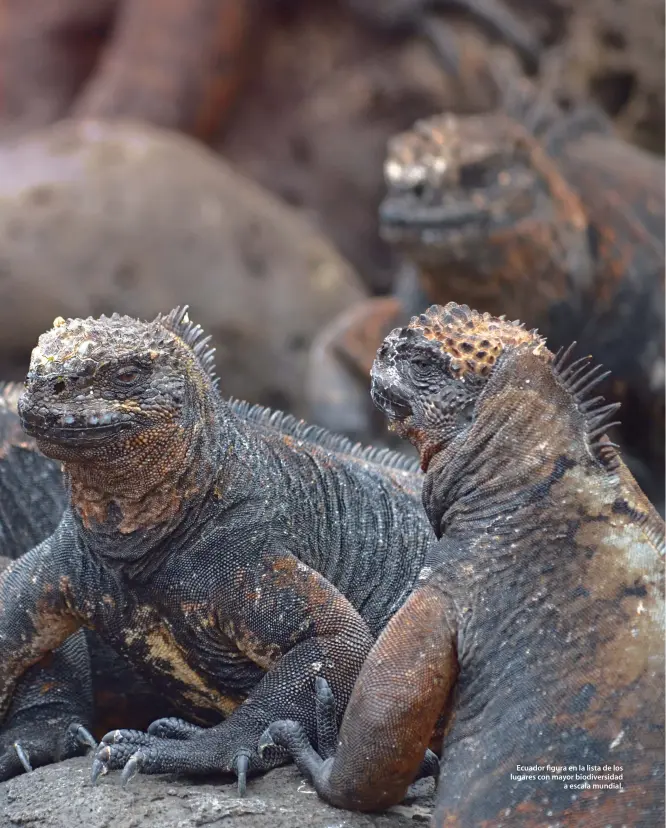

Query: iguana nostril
left=53, top=380, right=66, bottom=395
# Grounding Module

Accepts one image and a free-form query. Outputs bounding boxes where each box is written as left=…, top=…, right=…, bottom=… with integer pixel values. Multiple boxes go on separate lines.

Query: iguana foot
left=259, top=678, right=440, bottom=794
left=313, top=676, right=338, bottom=760
left=259, top=719, right=332, bottom=788
left=0, top=716, right=96, bottom=781
left=90, top=726, right=283, bottom=795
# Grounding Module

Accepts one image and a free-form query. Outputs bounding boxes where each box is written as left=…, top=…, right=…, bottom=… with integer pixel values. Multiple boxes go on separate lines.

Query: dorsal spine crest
left=157, top=305, right=219, bottom=388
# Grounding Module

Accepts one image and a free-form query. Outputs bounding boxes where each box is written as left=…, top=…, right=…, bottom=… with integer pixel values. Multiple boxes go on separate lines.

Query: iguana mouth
left=19, top=410, right=132, bottom=445
left=379, top=194, right=489, bottom=232
left=369, top=381, right=413, bottom=423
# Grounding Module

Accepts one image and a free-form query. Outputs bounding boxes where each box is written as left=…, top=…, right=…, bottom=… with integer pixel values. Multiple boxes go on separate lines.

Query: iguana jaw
left=369, top=374, right=413, bottom=423
left=379, top=192, right=489, bottom=233
left=19, top=405, right=134, bottom=448
left=379, top=195, right=493, bottom=256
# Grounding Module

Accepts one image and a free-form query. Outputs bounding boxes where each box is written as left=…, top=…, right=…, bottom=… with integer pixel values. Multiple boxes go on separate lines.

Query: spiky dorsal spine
left=157, top=306, right=219, bottom=389
left=229, top=399, right=421, bottom=474
left=552, top=342, right=621, bottom=469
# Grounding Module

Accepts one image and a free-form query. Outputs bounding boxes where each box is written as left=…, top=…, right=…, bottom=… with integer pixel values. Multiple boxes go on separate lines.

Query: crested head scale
left=28, top=306, right=217, bottom=387
left=403, top=303, right=548, bottom=378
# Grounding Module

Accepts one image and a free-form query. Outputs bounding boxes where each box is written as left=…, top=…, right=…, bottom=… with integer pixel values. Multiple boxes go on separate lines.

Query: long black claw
left=13, top=743, right=32, bottom=774
left=121, top=752, right=145, bottom=789
left=72, top=724, right=97, bottom=751
left=91, top=758, right=106, bottom=784
left=91, top=746, right=110, bottom=784
left=233, top=752, right=249, bottom=797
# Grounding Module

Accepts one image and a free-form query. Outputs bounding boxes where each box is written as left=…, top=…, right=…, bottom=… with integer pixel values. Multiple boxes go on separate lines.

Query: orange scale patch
left=408, top=302, right=548, bottom=377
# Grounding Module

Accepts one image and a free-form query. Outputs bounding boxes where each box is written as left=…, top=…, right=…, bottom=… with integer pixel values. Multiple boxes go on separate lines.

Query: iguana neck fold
left=421, top=346, right=589, bottom=537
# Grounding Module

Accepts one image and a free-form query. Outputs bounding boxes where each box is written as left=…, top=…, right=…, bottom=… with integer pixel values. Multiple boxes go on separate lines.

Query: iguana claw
left=91, top=746, right=110, bottom=784
left=256, top=729, right=275, bottom=758
left=70, top=723, right=97, bottom=751
left=121, top=751, right=145, bottom=788
left=13, top=743, right=32, bottom=773
left=233, top=751, right=250, bottom=796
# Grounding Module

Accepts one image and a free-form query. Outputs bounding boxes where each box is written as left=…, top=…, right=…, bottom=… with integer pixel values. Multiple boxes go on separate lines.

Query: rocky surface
left=0, top=758, right=435, bottom=828
left=0, top=118, right=366, bottom=416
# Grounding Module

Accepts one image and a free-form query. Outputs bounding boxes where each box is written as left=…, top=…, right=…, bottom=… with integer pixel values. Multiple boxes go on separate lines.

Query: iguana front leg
left=263, top=578, right=458, bottom=811
left=91, top=549, right=376, bottom=793
left=0, top=537, right=85, bottom=720
left=0, top=534, right=96, bottom=779
left=0, top=630, right=97, bottom=780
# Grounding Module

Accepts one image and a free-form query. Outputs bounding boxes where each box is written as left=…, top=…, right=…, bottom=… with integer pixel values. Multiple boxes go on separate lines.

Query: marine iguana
left=0, top=307, right=438, bottom=793
left=263, top=302, right=665, bottom=826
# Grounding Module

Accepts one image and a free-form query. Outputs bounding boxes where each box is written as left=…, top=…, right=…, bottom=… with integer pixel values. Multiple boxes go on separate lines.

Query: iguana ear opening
left=156, top=306, right=218, bottom=389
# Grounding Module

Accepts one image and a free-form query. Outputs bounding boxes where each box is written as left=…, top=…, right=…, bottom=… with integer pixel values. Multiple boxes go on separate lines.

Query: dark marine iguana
left=0, top=384, right=67, bottom=559
left=262, top=303, right=665, bottom=826
left=0, top=307, right=439, bottom=793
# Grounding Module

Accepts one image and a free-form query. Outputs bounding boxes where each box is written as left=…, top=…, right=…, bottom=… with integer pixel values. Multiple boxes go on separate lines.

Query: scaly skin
left=265, top=302, right=665, bottom=826
left=0, top=383, right=66, bottom=560
left=0, top=307, right=438, bottom=793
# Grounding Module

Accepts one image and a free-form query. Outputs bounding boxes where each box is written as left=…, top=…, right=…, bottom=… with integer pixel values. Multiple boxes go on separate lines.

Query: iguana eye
left=115, top=366, right=140, bottom=385
left=410, top=357, right=440, bottom=388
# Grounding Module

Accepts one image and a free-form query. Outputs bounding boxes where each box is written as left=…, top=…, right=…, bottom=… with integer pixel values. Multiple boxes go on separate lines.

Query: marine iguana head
left=370, top=302, right=551, bottom=469
left=379, top=111, right=580, bottom=266
left=19, top=306, right=217, bottom=460
left=371, top=302, right=621, bottom=474
left=18, top=307, right=219, bottom=535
